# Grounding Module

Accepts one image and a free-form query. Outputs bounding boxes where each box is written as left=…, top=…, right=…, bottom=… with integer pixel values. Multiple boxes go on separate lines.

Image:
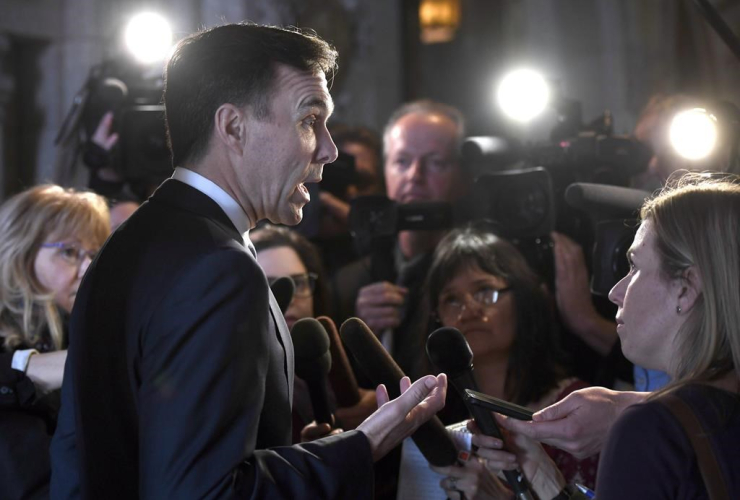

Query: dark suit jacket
left=50, top=179, right=373, bottom=499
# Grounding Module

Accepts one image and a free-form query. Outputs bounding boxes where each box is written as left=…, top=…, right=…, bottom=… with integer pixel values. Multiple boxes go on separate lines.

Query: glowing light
left=124, top=13, right=172, bottom=64
left=496, top=69, right=550, bottom=123
left=669, top=108, right=718, bottom=161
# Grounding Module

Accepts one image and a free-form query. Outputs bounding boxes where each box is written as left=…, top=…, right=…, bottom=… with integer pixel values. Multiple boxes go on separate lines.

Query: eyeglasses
left=268, top=273, right=318, bottom=298
left=40, top=242, right=97, bottom=268
left=437, top=286, right=512, bottom=321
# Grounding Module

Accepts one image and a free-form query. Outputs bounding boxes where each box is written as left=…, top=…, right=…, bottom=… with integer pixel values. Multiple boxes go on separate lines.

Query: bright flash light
left=497, top=69, right=550, bottom=123
left=669, top=108, right=718, bottom=161
left=124, top=13, right=172, bottom=64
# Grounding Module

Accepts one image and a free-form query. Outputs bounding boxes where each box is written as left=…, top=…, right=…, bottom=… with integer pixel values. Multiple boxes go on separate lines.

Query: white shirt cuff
left=11, top=349, right=39, bottom=372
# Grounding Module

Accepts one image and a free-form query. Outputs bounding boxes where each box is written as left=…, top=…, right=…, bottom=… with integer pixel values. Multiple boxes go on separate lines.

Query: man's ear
left=213, top=103, right=247, bottom=156
left=678, top=265, right=703, bottom=312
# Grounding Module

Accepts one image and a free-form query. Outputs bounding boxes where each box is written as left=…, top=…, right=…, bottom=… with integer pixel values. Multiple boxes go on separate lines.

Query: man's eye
left=393, top=158, right=410, bottom=169
left=303, top=116, right=317, bottom=128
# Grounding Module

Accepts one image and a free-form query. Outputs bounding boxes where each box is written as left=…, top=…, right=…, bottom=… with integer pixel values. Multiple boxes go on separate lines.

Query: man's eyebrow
left=298, top=96, right=334, bottom=115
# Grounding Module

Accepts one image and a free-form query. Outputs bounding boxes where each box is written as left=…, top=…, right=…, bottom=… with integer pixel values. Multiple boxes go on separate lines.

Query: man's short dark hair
left=164, top=23, right=338, bottom=167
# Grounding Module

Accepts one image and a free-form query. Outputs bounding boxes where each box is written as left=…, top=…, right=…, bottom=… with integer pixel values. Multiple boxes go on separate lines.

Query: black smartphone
left=464, top=389, right=534, bottom=421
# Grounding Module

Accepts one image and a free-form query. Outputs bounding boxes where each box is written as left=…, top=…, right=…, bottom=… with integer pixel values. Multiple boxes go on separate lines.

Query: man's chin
left=271, top=206, right=303, bottom=227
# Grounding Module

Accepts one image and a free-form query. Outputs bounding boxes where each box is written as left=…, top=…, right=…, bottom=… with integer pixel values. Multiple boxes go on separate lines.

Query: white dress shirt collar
left=172, top=167, right=252, bottom=246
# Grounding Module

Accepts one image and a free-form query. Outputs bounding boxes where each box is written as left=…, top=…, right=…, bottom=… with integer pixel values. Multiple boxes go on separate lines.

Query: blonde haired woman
left=471, top=173, right=740, bottom=499
left=0, top=184, right=108, bottom=500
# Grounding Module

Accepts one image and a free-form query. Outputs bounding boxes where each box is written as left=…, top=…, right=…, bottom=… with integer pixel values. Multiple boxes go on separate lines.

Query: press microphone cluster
left=317, top=316, right=361, bottom=407
left=427, top=327, right=533, bottom=500
left=340, top=317, right=459, bottom=467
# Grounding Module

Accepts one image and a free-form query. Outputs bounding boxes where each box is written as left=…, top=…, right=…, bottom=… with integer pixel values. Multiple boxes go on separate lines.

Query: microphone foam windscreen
left=270, top=276, right=295, bottom=314
left=317, top=316, right=361, bottom=407
left=340, top=317, right=458, bottom=467
left=291, top=318, right=331, bottom=377
left=426, top=327, right=473, bottom=377
left=340, top=318, right=405, bottom=397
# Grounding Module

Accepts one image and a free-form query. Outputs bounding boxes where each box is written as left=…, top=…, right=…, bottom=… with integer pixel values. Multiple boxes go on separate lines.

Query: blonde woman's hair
left=641, top=172, right=740, bottom=388
left=0, top=185, right=109, bottom=351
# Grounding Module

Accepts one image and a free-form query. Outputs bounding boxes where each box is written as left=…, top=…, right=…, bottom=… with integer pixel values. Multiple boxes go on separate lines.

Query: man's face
left=383, top=112, right=464, bottom=205
left=238, top=65, right=338, bottom=225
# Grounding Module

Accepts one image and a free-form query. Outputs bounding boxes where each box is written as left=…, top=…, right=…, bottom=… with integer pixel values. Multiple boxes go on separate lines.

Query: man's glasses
left=268, top=273, right=318, bottom=298
left=40, top=242, right=97, bottom=267
left=437, top=286, right=512, bottom=321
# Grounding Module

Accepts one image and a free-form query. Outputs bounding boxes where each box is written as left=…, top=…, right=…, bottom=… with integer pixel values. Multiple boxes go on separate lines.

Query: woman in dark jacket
left=0, top=184, right=108, bottom=499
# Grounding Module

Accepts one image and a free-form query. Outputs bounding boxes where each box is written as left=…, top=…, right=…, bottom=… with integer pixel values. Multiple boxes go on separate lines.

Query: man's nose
left=407, top=159, right=426, bottom=182
left=316, top=128, right=339, bottom=165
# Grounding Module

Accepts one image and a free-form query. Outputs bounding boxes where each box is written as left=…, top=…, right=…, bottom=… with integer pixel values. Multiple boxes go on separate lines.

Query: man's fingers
left=375, top=384, right=389, bottom=407
left=393, top=374, right=447, bottom=418
left=399, top=376, right=412, bottom=393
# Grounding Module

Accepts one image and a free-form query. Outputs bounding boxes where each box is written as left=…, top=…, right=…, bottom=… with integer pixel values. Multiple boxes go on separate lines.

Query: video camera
left=348, top=195, right=455, bottom=282
left=57, top=56, right=170, bottom=191
left=461, top=110, right=651, bottom=286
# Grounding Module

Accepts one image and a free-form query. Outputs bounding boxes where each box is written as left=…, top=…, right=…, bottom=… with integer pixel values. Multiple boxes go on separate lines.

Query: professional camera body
left=56, top=56, right=170, bottom=200
left=461, top=110, right=651, bottom=289
left=82, top=57, right=170, bottom=183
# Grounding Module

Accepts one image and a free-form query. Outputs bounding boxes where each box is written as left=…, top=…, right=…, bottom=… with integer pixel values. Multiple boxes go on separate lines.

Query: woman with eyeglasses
left=417, top=225, right=598, bottom=499
left=252, top=224, right=331, bottom=331
left=0, top=184, right=109, bottom=499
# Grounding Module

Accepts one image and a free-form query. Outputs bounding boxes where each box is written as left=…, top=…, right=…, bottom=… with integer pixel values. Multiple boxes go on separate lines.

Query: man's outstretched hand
left=357, top=374, right=447, bottom=462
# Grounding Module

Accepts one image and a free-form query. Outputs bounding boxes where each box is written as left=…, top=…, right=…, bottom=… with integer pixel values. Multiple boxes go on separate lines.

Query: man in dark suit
left=50, top=24, right=446, bottom=499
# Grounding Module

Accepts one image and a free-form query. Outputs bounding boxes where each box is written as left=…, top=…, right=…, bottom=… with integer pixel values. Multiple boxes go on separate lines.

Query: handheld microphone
left=270, top=276, right=295, bottom=314
left=291, top=318, right=333, bottom=425
left=426, top=327, right=533, bottom=500
left=340, top=317, right=458, bottom=467
left=316, top=316, right=361, bottom=407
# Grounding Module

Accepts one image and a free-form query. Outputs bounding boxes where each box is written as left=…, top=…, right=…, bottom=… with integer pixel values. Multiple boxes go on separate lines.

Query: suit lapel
left=268, top=296, right=294, bottom=400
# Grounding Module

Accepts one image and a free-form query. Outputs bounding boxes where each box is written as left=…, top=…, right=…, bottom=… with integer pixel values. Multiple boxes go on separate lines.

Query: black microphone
left=291, top=318, right=333, bottom=425
left=426, top=327, right=533, bottom=500
left=564, top=182, right=651, bottom=217
left=340, top=317, right=458, bottom=467
left=317, top=316, right=361, bottom=407
left=270, top=276, right=295, bottom=314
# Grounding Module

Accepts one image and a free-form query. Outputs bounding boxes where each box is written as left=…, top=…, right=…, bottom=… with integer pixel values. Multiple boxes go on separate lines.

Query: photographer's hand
left=551, top=231, right=617, bottom=356
left=92, top=111, right=119, bottom=151
left=355, top=282, right=408, bottom=334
